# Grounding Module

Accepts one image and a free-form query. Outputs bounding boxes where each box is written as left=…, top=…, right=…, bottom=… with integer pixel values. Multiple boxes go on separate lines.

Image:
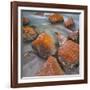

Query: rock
left=58, top=40, right=79, bottom=74
left=55, top=32, right=67, bottom=46
left=22, top=17, right=30, bottom=26
left=36, top=56, right=64, bottom=76
left=58, top=40, right=79, bottom=64
left=64, top=17, right=74, bottom=30
left=32, top=32, right=56, bottom=59
left=48, top=13, right=64, bottom=24
left=22, top=26, right=38, bottom=41
left=68, top=30, right=79, bottom=43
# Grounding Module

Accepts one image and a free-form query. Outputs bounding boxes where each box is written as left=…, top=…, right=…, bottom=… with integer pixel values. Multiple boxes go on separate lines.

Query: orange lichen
left=58, top=40, right=79, bottom=64
left=32, top=33, right=55, bottom=50
left=49, top=13, right=63, bottom=23
left=23, top=26, right=36, bottom=35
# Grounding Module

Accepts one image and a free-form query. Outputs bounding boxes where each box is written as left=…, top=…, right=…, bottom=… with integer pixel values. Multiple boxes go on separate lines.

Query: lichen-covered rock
left=32, top=32, right=56, bottom=59
left=22, top=26, right=38, bottom=41
left=48, top=13, right=64, bottom=24
left=58, top=40, right=79, bottom=74
left=37, top=56, right=64, bottom=76
left=58, top=40, right=79, bottom=64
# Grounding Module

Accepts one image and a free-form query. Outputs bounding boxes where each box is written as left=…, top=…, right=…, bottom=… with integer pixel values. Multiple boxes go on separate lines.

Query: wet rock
left=55, top=32, right=67, bottom=46
left=68, top=30, right=79, bottom=43
left=48, top=13, right=64, bottom=24
left=58, top=40, right=79, bottom=64
left=64, top=17, right=75, bottom=30
left=22, top=17, right=30, bottom=26
left=37, top=56, right=64, bottom=76
left=32, top=32, right=56, bottom=59
left=58, top=40, right=79, bottom=74
left=22, top=26, right=38, bottom=42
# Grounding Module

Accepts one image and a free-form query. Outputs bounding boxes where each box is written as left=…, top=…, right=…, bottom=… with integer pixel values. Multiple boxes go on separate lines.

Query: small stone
left=55, top=32, right=67, bottom=46
left=64, top=17, right=74, bottom=30
left=48, top=13, right=64, bottom=24
left=22, top=17, right=30, bottom=26
left=22, top=26, right=38, bottom=41
left=68, top=30, right=79, bottom=43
